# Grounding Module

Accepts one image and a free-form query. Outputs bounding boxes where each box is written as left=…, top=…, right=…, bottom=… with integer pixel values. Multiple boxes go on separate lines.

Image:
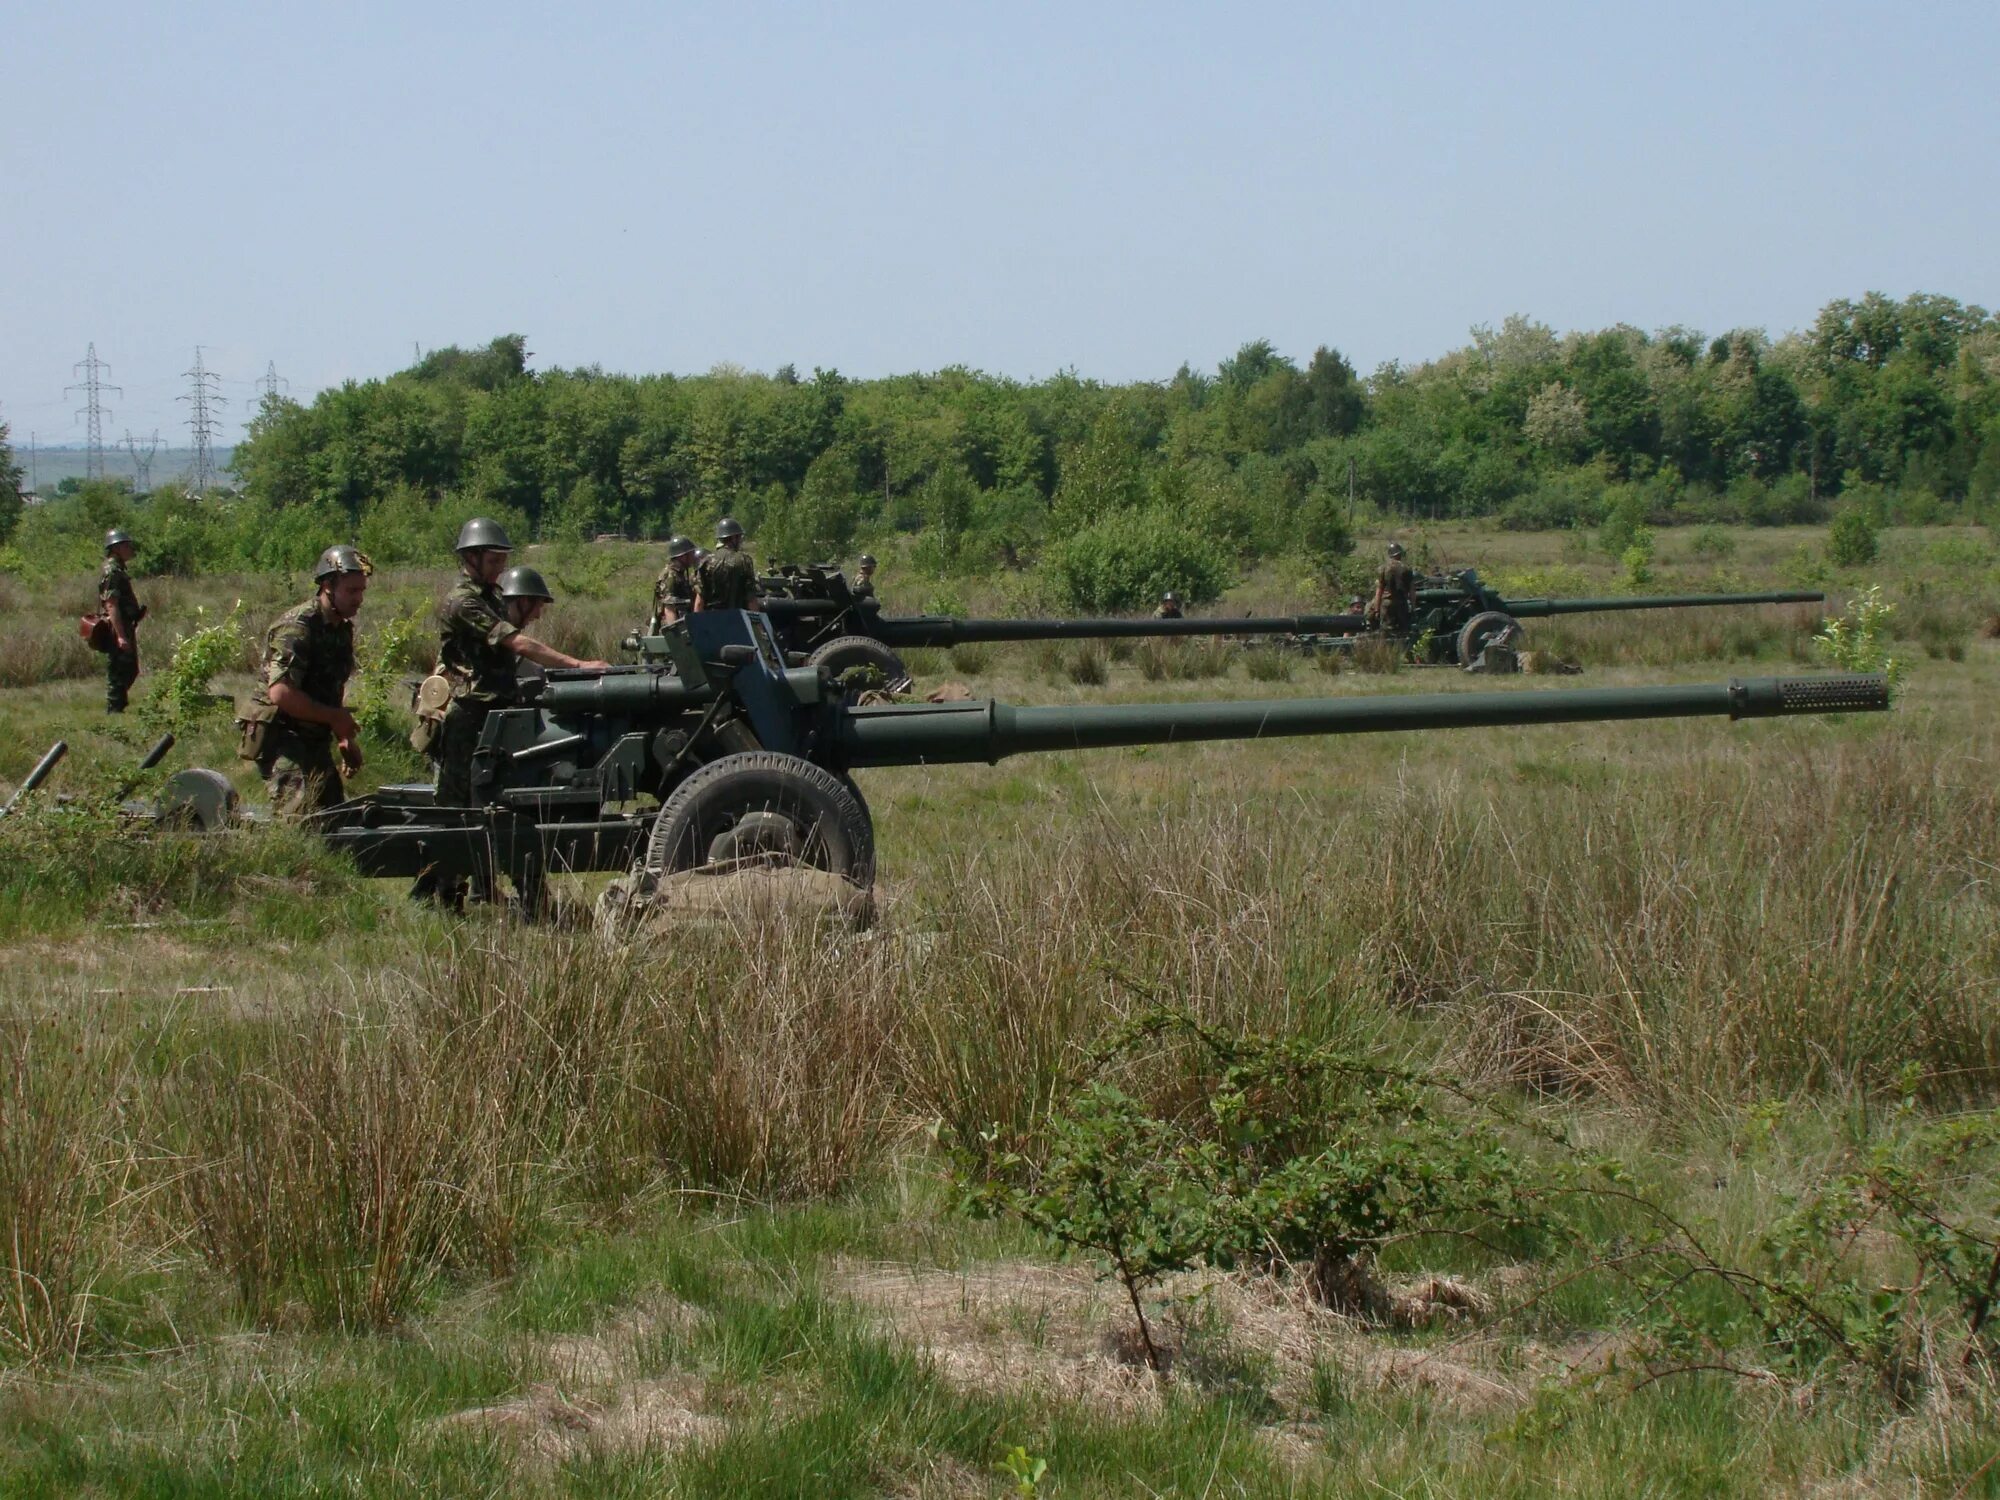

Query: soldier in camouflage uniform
left=1372, top=542, right=1417, bottom=634
left=851, top=554, right=878, bottom=601
left=1154, top=590, right=1183, bottom=619
left=240, top=545, right=369, bottom=816
left=650, top=535, right=698, bottom=630
left=416, top=518, right=608, bottom=905
left=694, top=517, right=763, bottom=612
left=98, top=529, right=144, bottom=713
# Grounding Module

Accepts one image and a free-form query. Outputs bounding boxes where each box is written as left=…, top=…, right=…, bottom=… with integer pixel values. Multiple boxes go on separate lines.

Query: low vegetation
left=0, top=518, right=1995, bottom=1494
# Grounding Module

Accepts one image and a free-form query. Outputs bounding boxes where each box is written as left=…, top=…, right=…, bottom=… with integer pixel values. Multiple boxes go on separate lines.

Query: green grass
left=0, top=521, right=1996, bottom=1494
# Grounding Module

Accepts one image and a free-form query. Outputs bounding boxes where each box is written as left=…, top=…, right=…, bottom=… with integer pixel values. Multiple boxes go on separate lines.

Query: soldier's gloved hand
left=339, top=737, right=365, bottom=774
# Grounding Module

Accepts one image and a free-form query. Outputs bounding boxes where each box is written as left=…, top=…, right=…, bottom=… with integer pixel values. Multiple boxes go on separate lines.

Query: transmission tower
left=254, top=360, right=290, bottom=405
left=179, top=347, right=226, bottom=492
left=65, top=342, right=121, bottom=480
left=123, top=429, right=163, bottom=493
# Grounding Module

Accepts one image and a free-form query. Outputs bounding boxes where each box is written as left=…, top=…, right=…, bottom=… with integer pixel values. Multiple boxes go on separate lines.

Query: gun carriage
left=313, top=609, right=1888, bottom=907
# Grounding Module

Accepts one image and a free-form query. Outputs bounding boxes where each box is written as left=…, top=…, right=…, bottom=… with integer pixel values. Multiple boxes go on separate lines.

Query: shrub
left=1045, top=509, right=1228, bottom=613
left=1813, top=584, right=1903, bottom=682
left=1689, top=525, right=1736, bottom=560
left=1827, top=510, right=1880, bottom=568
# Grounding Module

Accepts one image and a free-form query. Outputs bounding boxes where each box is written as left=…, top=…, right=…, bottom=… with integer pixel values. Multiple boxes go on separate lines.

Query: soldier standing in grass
left=1372, top=542, right=1417, bottom=634
left=239, top=545, right=369, bottom=817
left=695, top=517, right=763, bottom=612
left=650, top=535, right=699, bottom=630
left=415, top=518, right=608, bottom=905
left=851, top=554, right=878, bottom=601
left=98, top=529, right=144, bottom=713
left=1154, top=590, right=1184, bottom=619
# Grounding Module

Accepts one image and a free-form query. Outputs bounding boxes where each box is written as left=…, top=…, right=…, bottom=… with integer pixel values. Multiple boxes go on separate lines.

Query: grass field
left=1, top=522, right=1997, bottom=1496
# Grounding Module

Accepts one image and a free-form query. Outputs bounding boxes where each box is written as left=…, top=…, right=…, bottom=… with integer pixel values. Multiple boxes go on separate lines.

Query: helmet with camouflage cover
left=668, top=534, right=696, bottom=559
left=496, top=565, right=554, bottom=602
left=716, top=517, right=744, bottom=542
left=454, top=517, right=514, bottom=553
left=104, top=528, right=134, bottom=552
left=313, top=544, right=373, bottom=581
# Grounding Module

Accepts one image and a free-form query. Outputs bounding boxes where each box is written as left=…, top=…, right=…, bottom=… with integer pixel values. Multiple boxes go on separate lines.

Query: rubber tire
left=645, top=751, right=876, bottom=887
left=1456, top=611, right=1520, bottom=668
left=806, top=635, right=911, bottom=693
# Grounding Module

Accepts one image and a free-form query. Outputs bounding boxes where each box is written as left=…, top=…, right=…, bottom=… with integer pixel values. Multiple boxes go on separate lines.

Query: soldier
left=417, top=518, right=608, bottom=905
left=1372, top=542, right=1417, bottom=634
left=98, top=529, right=144, bottom=713
left=694, top=517, right=763, bottom=612
left=240, top=545, right=369, bottom=817
left=650, top=535, right=698, bottom=630
left=851, top=554, right=879, bottom=601
left=1154, top=590, right=1184, bottom=620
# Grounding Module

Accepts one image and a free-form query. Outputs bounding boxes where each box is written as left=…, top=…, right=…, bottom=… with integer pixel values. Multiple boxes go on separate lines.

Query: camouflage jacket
left=652, top=560, right=696, bottom=617
left=98, top=558, right=142, bottom=631
left=697, top=547, right=761, bottom=611
left=1376, top=561, right=1415, bottom=601
left=437, top=575, right=520, bottom=703
left=247, top=598, right=356, bottom=744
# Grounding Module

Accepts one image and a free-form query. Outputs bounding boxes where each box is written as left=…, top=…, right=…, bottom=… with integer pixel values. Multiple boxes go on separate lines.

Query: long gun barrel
left=837, top=674, right=1889, bottom=767
left=759, top=598, right=1363, bottom=647
left=111, top=733, right=177, bottom=803
left=1, top=740, right=69, bottom=816
left=1475, top=589, right=1825, bottom=620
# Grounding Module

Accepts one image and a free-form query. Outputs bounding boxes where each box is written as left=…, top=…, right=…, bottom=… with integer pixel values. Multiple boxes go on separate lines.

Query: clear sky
left=4, top=0, right=1995, bottom=442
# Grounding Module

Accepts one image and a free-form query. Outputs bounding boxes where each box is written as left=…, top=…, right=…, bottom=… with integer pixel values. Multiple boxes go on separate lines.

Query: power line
left=65, top=342, right=121, bottom=481
left=123, top=429, right=163, bottom=493
left=179, top=347, right=226, bottom=492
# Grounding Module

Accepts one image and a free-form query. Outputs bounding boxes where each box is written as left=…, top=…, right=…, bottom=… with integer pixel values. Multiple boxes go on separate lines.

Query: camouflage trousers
left=412, top=699, right=497, bottom=906
left=105, top=643, right=138, bottom=714
left=257, top=737, right=345, bottom=819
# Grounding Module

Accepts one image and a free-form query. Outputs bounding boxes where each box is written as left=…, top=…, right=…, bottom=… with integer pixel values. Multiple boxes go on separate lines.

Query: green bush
left=1827, top=510, right=1880, bottom=568
left=1045, top=509, right=1228, bottom=613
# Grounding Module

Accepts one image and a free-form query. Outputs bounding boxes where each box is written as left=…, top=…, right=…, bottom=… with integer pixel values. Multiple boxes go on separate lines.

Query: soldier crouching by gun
left=412, top=518, right=609, bottom=908
left=236, top=545, right=370, bottom=816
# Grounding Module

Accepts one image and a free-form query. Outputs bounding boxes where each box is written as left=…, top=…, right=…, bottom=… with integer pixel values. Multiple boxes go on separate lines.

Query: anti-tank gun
left=753, top=563, right=1366, bottom=686
left=1395, top=569, right=1825, bottom=667
left=316, top=609, right=1890, bottom=905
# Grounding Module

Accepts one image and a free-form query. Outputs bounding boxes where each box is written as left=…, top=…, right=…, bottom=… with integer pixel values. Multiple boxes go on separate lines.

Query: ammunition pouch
left=235, top=699, right=277, bottom=762
left=409, top=672, right=452, bottom=758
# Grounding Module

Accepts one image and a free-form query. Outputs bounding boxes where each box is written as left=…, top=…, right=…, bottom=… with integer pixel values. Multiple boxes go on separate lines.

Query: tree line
left=3, top=292, right=1995, bottom=592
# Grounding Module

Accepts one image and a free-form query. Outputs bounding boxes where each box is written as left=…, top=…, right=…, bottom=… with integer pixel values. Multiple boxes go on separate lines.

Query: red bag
left=79, top=614, right=114, bottom=652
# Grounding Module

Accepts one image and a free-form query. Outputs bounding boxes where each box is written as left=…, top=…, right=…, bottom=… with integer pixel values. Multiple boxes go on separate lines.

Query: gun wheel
left=645, top=751, right=876, bottom=887
left=1456, top=611, right=1520, bottom=667
left=806, top=635, right=912, bottom=694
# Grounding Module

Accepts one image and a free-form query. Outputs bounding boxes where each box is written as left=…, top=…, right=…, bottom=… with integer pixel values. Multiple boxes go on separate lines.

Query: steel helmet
left=455, top=516, right=514, bottom=553
left=1162, top=590, right=1180, bottom=603
left=858, top=554, right=877, bottom=568
left=1387, top=542, right=1406, bottom=558
left=104, top=528, right=134, bottom=551
left=496, top=565, right=554, bottom=602
left=313, top=544, right=373, bottom=581
left=716, top=517, right=744, bottom=541
left=669, top=534, right=696, bottom=559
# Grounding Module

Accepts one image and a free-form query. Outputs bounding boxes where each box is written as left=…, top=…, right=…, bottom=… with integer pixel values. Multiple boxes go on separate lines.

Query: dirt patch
left=597, top=864, right=876, bottom=936
left=831, top=1259, right=1533, bottom=1420
left=432, top=1375, right=722, bottom=1463
left=432, top=1295, right=721, bottom=1464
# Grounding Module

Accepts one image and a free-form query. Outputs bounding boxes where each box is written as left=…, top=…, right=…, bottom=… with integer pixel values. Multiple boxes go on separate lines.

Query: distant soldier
left=651, top=535, right=699, bottom=630
left=851, top=554, right=879, bottom=601
left=1154, top=590, right=1184, bottom=620
left=695, top=517, right=763, bottom=612
left=416, top=518, right=608, bottom=905
left=98, top=529, right=144, bottom=713
left=240, top=545, right=369, bottom=817
left=1372, top=542, right=1417, bottom=634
